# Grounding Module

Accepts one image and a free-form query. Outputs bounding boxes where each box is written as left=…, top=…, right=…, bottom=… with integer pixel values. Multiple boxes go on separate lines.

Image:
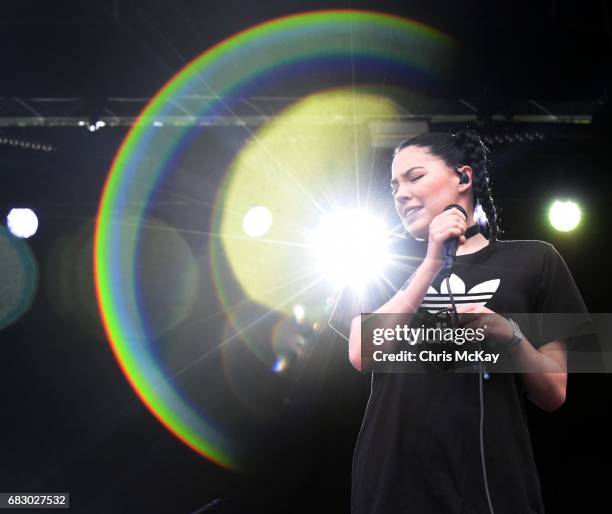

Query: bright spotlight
left=309, top=209, right=391, bottom=291
left=548, top=200, right=581, bottom=232
left=242, top=206, right=273, bottom=237
left=7, top=208, right=38, bottom=238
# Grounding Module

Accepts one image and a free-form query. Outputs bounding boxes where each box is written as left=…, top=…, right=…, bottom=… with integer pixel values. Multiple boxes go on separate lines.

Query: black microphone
left=441, top=204, right=467, bottom=277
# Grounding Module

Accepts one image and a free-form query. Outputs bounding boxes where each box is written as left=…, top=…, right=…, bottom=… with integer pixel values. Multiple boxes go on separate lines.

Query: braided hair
left=394, top=129, right=503, bottom=241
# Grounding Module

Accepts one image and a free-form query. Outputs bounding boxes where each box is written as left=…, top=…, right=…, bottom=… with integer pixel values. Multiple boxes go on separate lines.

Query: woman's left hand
left=446, top=303, right=515, bottom=348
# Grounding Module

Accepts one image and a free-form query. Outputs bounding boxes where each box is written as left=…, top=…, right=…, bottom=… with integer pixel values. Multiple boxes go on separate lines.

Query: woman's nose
left=394, top=187, right=412, bottom=204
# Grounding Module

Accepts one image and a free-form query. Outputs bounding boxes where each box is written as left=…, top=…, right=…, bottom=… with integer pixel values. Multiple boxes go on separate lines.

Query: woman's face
left=391, top=145, right=464, bottom=240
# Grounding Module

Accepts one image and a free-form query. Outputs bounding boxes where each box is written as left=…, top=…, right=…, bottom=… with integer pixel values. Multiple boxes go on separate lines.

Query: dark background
left=1, top=1, right=611, bottom=512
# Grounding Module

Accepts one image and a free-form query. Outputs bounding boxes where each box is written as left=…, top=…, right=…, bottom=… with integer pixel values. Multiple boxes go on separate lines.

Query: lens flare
left=94, top=9, right=459, bottom=470
left=242, top=206, right=273, bottom=237
left=309, top=209, right=391, bottom=291
left=0, top=225, right=38, bottom=329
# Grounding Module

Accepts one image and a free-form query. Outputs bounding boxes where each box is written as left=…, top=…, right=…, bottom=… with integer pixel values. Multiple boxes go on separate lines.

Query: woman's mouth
left=404, top=207, right=423, bottom=219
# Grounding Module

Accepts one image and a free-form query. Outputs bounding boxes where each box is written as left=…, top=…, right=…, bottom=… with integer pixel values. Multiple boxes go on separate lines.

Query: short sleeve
left=529, top=243, right=594, bottom=349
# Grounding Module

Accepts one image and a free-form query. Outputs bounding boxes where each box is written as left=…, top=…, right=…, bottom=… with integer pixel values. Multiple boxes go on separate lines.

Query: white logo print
left=421, top=274, right=500, bottom=313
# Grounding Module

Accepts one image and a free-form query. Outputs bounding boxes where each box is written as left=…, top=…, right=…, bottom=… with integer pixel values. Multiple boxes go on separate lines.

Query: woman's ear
left=457, top=165, right=473, bottom=188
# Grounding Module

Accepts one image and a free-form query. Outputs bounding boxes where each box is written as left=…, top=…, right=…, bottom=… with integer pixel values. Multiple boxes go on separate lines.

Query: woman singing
left=329, top=129, right=590, bottom=514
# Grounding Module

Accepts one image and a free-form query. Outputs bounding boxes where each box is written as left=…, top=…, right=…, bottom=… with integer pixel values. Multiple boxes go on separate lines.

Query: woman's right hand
left=423, top=208, right=467, bottom=271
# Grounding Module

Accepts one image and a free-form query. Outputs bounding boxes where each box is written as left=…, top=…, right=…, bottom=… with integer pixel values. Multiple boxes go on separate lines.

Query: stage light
left=242, top=205, right=273, bottom=237
left=83, top=119, right=106, bottom=132
left=309, top=209, right=391, bottom=291
left=7, top=208, right=38, bottom=238
left=0, top=137, right=55, bottom=153
left=548, top=200, right=581, bottom=232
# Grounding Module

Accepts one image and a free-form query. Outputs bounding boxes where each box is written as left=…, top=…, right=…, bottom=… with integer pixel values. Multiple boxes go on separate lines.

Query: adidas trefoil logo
left=421, top=273, right=500, bottom=313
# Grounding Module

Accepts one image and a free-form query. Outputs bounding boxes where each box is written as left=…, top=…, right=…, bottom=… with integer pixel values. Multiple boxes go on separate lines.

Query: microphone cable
left=445, top=274, right=495, bottom=514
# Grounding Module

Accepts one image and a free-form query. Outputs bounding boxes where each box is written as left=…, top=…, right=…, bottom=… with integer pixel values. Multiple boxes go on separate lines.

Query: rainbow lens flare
left=94, top=9, right=459, bottom=471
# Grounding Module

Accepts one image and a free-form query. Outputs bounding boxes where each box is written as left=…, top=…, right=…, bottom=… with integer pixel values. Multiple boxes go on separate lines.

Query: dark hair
left=394, top=129, right=502, bottom=241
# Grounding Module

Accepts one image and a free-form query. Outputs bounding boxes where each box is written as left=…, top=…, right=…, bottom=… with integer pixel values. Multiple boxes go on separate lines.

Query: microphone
left=441, top=204, right=467, bottom=277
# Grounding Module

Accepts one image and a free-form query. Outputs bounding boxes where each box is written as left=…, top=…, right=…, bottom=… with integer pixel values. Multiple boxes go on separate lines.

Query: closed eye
left=390, top=174, right=424, bottom=195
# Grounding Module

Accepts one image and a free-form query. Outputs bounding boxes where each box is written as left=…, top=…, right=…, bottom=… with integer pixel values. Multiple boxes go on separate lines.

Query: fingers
left=438, top=217, right=467, bottom=232
left=430, top=226, right=466, bottom=244
left=441, top=209, right=468, bottom=224
left=425, top=208, right=469, bottom=262
left=430, top=212, right=467, bottom=244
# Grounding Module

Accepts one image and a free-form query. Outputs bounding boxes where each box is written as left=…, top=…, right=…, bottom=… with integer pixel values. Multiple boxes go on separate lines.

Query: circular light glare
left=548, top=200, right=581, bottom=232
left=272, top=356, right=288, bottom=373
left=293, top=304, right=305, bottom=322
left=310, top=210, right=390, bottom=290
left=242, top=206, right=273, bottom=237
left=7, top=208, right=39, bottom=238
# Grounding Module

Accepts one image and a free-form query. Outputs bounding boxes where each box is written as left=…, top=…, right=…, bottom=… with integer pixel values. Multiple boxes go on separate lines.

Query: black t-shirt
left=329, top=236, right=592, bottom=514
